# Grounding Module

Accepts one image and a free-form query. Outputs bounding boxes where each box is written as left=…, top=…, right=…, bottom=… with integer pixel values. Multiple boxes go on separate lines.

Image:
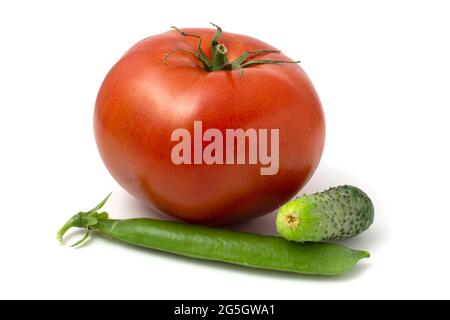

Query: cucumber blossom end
left=276, top=198, right=321, bottom=242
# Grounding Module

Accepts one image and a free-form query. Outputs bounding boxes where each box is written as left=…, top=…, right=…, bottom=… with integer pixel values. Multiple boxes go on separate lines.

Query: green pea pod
left=57, top=194, right=369, bottom=276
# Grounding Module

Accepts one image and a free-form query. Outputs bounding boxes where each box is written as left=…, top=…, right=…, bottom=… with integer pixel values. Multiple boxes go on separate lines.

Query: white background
left=1, top=0, right=449, bottom=300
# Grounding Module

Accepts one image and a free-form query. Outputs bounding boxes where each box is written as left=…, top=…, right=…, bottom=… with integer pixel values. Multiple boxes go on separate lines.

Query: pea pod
left=57, top=194, right=369, bottom=276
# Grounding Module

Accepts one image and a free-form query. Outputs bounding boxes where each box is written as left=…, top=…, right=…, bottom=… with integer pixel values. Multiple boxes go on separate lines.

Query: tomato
left=94, top=24, right=325, bottom=225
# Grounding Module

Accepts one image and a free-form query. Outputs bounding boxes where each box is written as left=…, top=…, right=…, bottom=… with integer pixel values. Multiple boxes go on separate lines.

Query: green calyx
left=163, top=23, right=300, bottom=77
left=56, top=193, right=111, bottom=247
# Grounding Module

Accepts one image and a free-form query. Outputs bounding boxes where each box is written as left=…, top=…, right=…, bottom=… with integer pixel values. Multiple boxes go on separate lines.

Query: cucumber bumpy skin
left=276, top=185, right=374, bottom=242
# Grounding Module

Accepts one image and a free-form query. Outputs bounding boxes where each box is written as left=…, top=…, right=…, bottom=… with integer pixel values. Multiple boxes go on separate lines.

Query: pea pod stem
left=57, top=194, right=369, bottom=276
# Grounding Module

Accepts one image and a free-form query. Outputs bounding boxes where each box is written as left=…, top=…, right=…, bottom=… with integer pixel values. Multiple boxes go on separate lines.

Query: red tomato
left=94, top=26, right=325, bottom=225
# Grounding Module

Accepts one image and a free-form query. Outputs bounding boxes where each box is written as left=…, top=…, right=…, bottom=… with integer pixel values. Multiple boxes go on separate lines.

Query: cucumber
left=276, top=185, right=374, bottom=242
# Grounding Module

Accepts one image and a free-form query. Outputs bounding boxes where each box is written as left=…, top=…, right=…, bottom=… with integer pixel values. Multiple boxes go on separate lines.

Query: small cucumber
left=276, top=185, right=374, bottom=242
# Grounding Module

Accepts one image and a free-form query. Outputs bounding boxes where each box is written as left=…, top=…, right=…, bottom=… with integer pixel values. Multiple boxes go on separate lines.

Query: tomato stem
left=209, top=23, right=228, bottom=70
left=164, top=23, right=300, bottom=76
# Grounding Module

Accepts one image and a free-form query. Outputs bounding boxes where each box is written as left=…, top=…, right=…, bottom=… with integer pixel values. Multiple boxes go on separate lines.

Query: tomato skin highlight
left=94, top=28, right=325, bottom=225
